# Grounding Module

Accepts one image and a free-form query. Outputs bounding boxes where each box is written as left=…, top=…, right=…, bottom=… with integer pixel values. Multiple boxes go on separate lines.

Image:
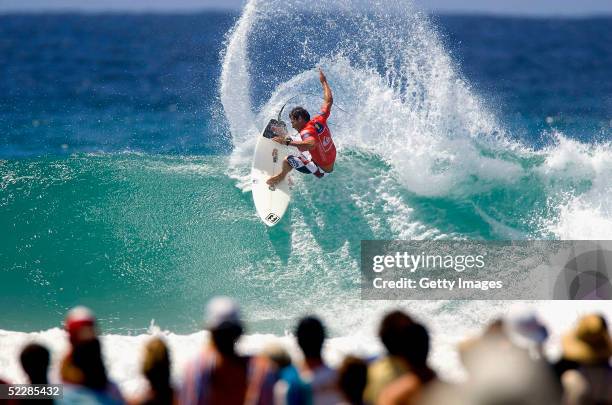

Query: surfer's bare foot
left=267, top=174, right=284, bottom=185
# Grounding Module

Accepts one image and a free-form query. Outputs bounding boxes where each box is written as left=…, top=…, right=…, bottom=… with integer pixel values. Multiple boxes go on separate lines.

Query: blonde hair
left=142, top=337, right=171, bottom=386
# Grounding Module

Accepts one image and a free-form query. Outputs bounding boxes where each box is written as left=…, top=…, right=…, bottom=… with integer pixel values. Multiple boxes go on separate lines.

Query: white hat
left=205, top=296, right=242, bottom=330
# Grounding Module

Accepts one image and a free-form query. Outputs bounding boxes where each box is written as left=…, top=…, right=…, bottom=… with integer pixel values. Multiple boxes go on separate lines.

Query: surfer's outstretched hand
left=319, top=68, right=327, bottom=84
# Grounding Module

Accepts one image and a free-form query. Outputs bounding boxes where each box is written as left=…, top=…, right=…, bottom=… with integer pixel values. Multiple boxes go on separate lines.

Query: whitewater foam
left=537, top=134, right=612, bottom=239
left=219, top=0, right=612, bottom=241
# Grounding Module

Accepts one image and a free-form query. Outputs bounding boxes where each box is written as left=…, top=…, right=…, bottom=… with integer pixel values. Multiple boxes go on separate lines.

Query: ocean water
left=1, top=0, right=611, bottom=391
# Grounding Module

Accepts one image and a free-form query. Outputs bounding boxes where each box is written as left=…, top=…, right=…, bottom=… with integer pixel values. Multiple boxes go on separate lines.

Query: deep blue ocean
left=1, top=3, right=611, bottom=335
left=1, top=13, right=610, bottom=158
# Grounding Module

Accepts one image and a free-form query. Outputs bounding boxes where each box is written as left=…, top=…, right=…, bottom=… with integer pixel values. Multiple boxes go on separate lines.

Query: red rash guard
left=299, top=105, right=336, bottom=168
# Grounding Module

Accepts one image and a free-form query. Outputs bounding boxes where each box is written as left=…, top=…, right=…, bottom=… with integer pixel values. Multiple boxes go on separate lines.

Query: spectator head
left=72, top=338, right=107, bottom=390
left=460, top=337, right=561, bottom=405
left=338, top=356, right=368, bottom=405
left=504, top=308, right=548, bottom=356
left=20, top=343, right=50, bottom=384
left=263, top=343, right=292, bottom=370
left=379, top=311, right=430, bottom=368
left=562, top=313, right=612, bottom=365
left=459, top=318, right=512, bottom=369
left=64, top=306, right=97, bottom=345
left=142, top=337, right=172, bottom=392
left=296, top=316, right=326, bottom=359
left=484, top=318, right=505, bottom=336
left=64, top=306, right=107, bottom=390
left=205, top=296, right=243, bottom=356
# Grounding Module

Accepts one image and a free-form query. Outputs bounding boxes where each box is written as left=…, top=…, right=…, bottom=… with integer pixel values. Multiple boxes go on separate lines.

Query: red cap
left=64, top=306, right=96, bottom=341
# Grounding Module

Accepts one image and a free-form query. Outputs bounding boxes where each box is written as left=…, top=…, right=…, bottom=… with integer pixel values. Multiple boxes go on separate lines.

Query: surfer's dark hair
left=289, top=106, right=310, bottom=122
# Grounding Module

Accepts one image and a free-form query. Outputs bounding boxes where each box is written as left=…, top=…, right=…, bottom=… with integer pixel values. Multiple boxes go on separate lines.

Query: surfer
left=267, top=68, right=336, bottom=185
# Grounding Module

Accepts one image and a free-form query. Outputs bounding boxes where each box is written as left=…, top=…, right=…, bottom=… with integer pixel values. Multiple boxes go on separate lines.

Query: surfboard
left=251, top=119, right=293, bottom=226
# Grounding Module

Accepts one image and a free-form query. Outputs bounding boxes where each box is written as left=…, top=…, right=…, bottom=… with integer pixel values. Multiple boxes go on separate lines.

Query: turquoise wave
left=0, top=148, right=570, bottom=333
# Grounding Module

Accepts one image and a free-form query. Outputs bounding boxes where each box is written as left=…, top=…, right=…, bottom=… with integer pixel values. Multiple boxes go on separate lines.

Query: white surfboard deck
left=251, top=119, right=294, bottom=226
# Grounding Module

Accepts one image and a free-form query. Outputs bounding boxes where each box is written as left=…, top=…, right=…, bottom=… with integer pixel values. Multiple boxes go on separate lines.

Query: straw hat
left=562, top=314, right=612, bottom=364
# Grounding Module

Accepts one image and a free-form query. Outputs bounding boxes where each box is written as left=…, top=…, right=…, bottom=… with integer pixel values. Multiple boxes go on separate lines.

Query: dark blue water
left=1, top=14, right=610, bottom=158
left=436, top=16, right=612, bottom=145
left=0, top=13, right=236, bottom=157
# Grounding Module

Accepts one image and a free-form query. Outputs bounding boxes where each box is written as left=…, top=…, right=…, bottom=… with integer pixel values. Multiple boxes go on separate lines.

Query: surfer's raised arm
left=266, top=68, right=337, bottom=188
left=319, top=69, right=333, bottom=112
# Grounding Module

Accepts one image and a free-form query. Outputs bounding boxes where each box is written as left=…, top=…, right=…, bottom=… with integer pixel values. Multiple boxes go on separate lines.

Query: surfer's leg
left=289, top=154, right=328, bottom=179
left=269, top=154, right=327, bottom=184
left=267, top=158, right=293, bottom=185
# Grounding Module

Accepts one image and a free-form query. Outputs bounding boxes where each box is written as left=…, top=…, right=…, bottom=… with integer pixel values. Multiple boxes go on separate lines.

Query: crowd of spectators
left=1, top=297, right=610, bottom=405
